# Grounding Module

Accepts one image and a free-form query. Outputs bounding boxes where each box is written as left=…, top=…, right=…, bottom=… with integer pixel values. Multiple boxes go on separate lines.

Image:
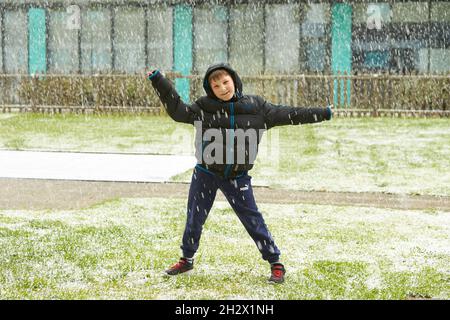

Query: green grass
left=249, top=117, right=450, bottom=196
left=0, top=198, right=448, bottom=299
left=0, top=113, right=189, bottom=155
left=2, top=113, right=448, bottom=300
left=1, top=114, right=449, bottom=195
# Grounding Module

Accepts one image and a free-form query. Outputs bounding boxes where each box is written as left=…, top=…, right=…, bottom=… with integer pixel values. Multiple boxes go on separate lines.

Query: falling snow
left=0, top=0, right=449, bottom=301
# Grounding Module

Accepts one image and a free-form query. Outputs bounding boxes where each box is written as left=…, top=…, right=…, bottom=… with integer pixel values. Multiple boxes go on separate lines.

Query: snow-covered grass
left=251, top=117, right=450, bottom=196
left=0, top=113, right=181, bottom=154
left=0, top=198, right=448, bottom=299
left=169, top=116, right=450, bottom=196
left=0, top=113, right=449, bottom=195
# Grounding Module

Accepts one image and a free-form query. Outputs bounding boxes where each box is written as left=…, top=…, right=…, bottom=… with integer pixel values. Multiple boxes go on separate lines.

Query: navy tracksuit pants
left=181, top=166, right=281, bottom=264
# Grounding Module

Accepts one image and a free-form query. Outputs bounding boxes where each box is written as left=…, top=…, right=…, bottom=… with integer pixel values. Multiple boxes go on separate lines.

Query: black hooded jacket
left=148, top=63, right=332, bottom=178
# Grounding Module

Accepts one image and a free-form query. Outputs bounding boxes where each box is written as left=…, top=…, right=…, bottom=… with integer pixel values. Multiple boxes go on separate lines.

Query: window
left=229, top=3, right=264, bottom=75
left=4, top=10, right=27, bottom=73
left=48, top=9, right=79, bottom=73
left=430, top=2, right=450, bottom=74
left=148, top=5, right=173, bottom=71
left=391, top=2, right=428, bottom=73
left=301, top=3, right=330, bottom=72
left=0, top=12, right=3, bottom=72
left=193, top=5, right=227, bottom=74
left=364, top=50, right=390, bottom=69
left=307, top=41, right=326, bottom=71
left=431, top=2, right=450, bottom=23
left=430, top=49, right=450, bottom=74
left=353, top=2, right=436, bottom=74
left=265, top=4, right=299, bottom=74
left=114, top=7, right=145, bottom=73
left=81, top=8, right=112, bottom=74
left=354, top=3, right=392, bottom=28
left=392, top=2, right=428, bottom=23
left=353, top=3, right=391, bottom=72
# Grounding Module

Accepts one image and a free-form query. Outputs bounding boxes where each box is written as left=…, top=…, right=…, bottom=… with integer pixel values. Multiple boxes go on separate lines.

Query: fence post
left=333, top=72, right=339, bottom=108
left=327, top=76, right=333, bottom=110
left=30, top=75, right=37, bottom=112
left=370, top=76, right=378, bottom=117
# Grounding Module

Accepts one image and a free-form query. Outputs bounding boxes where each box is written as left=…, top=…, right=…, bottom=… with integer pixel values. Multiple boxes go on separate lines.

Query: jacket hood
left=203, top=63, right=243, bottom=100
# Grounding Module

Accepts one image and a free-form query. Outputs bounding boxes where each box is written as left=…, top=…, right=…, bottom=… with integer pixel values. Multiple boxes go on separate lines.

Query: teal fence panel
left=28, top=8, right=46, bottom=74
left=174, top=5, right=193, bottom=103
left=331, top=3, right=352, bottom=107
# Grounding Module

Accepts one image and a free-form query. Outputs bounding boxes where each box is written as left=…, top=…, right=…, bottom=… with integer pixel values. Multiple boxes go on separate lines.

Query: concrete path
left=0, top=150, right=196, bottom=183
left=0, top=178, right=449, bottom=211
left=0, top=150, right=449, bottom=212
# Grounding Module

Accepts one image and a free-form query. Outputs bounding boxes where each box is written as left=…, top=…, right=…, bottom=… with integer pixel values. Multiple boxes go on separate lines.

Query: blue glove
left=147, top=69, right=160, bottom=80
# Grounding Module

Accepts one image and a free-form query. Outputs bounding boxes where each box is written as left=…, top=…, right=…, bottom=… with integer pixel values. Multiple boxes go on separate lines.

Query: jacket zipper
left=224, top=102, right=235, bottom=178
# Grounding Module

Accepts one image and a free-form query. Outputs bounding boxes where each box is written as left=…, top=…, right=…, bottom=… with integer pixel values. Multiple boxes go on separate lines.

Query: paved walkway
left=1, top=178, right=449, bottom=211
left=0, top=150, right=449, bottom=211
left=0, top=150, right=196, bottom=183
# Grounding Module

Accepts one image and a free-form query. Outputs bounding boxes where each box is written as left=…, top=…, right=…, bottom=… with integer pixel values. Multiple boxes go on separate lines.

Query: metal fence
left=1, top=73, right=449, bottom=117
left=191, top=74, right=450, bottom=117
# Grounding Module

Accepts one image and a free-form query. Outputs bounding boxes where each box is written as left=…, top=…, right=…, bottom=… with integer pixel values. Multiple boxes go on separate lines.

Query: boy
left=147, top=63, right=332, bottom=283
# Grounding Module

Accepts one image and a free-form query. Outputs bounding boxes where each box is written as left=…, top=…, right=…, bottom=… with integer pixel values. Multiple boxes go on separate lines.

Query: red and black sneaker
left=165, top=258, right=194, bottom=275
left=269, top=263, right=286, bottom=284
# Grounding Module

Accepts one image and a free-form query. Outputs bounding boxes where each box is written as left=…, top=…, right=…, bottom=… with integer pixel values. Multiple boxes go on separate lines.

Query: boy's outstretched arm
left=261, top=97, right=333, bottom=129
left=147, top=70, right=203, bottom=124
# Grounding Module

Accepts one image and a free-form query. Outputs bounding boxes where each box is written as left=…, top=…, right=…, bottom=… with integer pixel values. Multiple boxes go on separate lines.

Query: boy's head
left=208, top=69, right=235, bottom=102
left=203, top=63, right=243, bottom=101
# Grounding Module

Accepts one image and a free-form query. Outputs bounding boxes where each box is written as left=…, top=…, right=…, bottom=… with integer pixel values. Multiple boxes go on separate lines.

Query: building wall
left=3, top=9, right=28, bottom=73
left=0, top=0, right=449, bottom=76
left=352, top=1, right=450, bottom=74
left=0, top=10, right=3, bottom=72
